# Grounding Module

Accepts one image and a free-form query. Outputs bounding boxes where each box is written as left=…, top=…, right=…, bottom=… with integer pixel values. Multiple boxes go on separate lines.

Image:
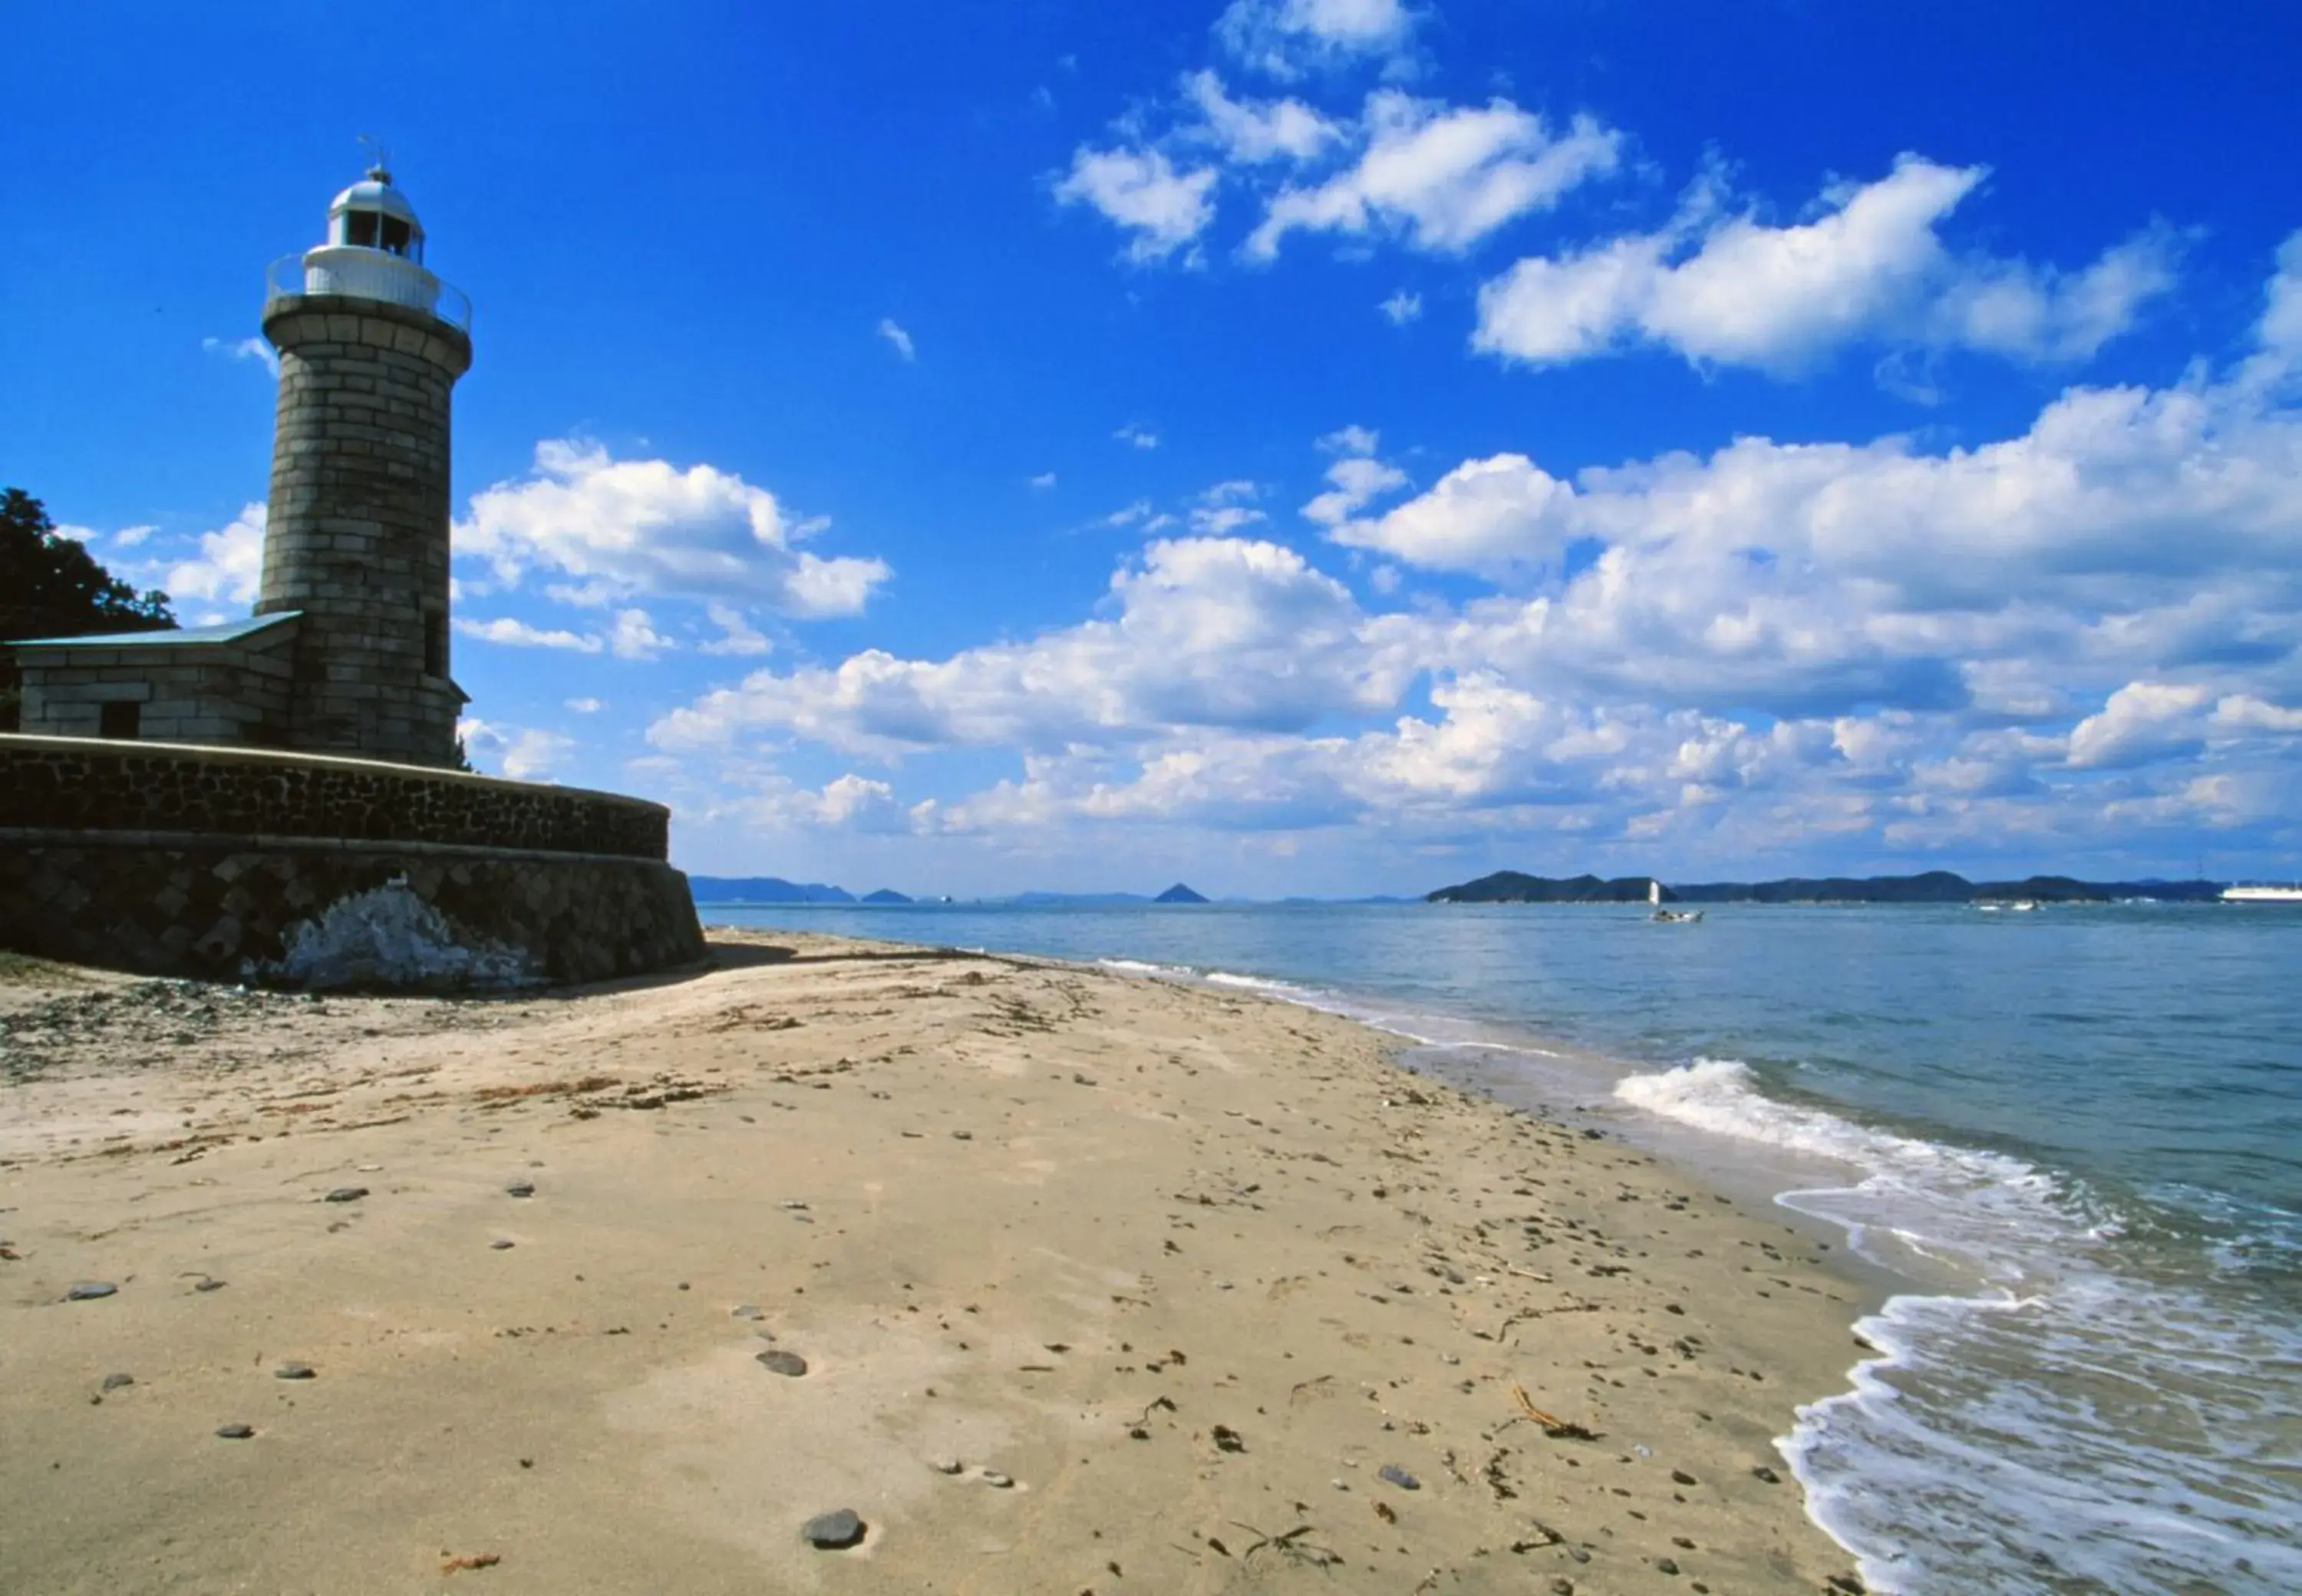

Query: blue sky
left=8, top=1, right=2302, bottom=895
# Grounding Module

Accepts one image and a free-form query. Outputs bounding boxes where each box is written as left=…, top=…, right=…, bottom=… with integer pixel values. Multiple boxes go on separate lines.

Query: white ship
left=2222, top=884, right=2302, bottom=903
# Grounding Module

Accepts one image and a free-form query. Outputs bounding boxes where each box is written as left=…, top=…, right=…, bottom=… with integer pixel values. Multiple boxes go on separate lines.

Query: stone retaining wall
left=0, top=833, right=704, bottom=990
left=0, top=735, right=668, bottom=859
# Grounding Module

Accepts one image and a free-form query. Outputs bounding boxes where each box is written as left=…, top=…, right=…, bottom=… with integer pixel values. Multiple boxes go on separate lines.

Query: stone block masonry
left=0, top=735, right=704, bottom=990
left=258, top=294, right=472, bottom=767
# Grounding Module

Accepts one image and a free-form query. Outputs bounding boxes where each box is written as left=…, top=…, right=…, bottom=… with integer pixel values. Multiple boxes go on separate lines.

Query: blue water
left=703, top=899, right=2302, bottom=1594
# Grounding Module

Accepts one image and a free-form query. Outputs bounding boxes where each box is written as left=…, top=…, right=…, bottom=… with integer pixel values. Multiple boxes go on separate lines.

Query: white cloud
left=609, top=607, right=671, bottom=661
left=456, top=439, right=889, bottom=618
left=1318, top=424, right=1381, bottom=456
left=651, top=536, right=1425, bottom=757
left=202, top=335, right=279, bottom=377
left=1114, top=423, right=1161, bottom=450
left=1054, top=146, right=1218, bottom=263
left=1248, top=94, right=1622, bottom=259
left=2259, top=231, right=2302, bottom=368
left=1216, top=0, right=1419, bottom=79
left=1303, top=456, right=1411, bottom=529
left=111, top=524, right=157, bottom=549
left=453, top=616, right=604, bottom=653
left=1182, top=71, right=1341, bottom=163
left=457, top=718, right=576, bottom=783
left=164, top=503, right=266, bottom=605
left=701, top=602, right=772, bottom=657
left=566, top=697, right=604, bottom=714
left=1030, top=471, right=1058, bottom=490
left=877, top=318, right=915, bottom=361
left=1379, top=289, right=1423, bottom=324
left=1475, top=157, right=2179, bottom=374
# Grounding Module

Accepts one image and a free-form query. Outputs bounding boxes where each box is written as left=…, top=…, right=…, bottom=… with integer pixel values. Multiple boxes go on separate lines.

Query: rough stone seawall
left=0, top=735, right=668, bottom=859
left=0, top=836, right=704, bottom=990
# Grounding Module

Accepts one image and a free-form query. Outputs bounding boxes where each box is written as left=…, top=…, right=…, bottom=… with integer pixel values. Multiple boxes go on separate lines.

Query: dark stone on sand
left=1552, top=1581, right=1575, bottom=1594
left=505, top=1181, right=536, bottom=1198
left=101, top=1373, right=134, bottom=1391
left=1751, top=1464, right=1781, bottom=1484
left=1657, top=1557, right=1680, bottom=1575
left=802, top=1509, right=866, bottom=1549
left=66, top=1281, right=117, bottom=1301
left=951, top=1129, right=972, bottom=1140
left=1671, top=1469, right=1697, bottom=1486
left=274, top=1362, right=315, bottom=1380
left=490, top=1239, right=515, bottom=1250
left=323, top=1186, right=368, bottom=1203
left=731, top=1304, right=764, bottom=1320
left=1377, top=1464, right=1420, bottom=1490
left=216, top=1423, right=255, bottom=1439
left=757, top=1349, right=809, bottom=1377
left=193, top=1277, right=226, bottom=1291
left=1568, top=1548, right=1591, bottom=1562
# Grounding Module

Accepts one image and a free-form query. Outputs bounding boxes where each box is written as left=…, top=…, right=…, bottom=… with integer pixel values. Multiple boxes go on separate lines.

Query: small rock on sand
left=756, top=1350, right=809, bottom=1377
left=273, top=1363, right=315, bottom=1380
left=980, top=1469, right=1014, bottom=1488
left=322, top=1186, right=368, bottom=1203
left=101, top=1373, right=134, bottom=1391
left=504, top=1181, right=536, bottom=1199
left=490, top=1239, right=515, bottom=1250
left=215, top=1423, right=255, bottom=1439
left=1752, top=1464, right=1782, bottom=1484
left=930, top=1456, right=963, bottom=1474
left=65, top=1282, right=117, bottom=1301
left=802, top=1509, right=866, bottom=1549
left=1377, top=1464, right=1420, bottom=1490
left=731, top=1304, right=764, bottom=1320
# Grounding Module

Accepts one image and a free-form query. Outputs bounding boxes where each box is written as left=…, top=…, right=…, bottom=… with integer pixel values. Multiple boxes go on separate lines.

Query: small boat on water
left=1648, top=879, right=1703, bottom=924
left=2222, top=884, right=2302, bottom=903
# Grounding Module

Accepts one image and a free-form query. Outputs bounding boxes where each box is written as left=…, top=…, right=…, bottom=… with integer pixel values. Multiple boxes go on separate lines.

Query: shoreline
left=3, top=931, right=1866, bottom=1593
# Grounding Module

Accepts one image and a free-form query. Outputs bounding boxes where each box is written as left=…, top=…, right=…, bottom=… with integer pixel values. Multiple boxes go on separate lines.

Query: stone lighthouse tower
left=254, top=164, right=471, bottom=767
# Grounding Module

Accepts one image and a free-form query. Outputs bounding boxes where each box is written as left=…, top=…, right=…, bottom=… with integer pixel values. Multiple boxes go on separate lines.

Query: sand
left=0, top=932, right=1867, bottom=1594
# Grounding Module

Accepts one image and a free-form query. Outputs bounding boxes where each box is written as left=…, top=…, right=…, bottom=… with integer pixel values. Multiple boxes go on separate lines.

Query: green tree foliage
left=1, top=487, right=176, bottom=729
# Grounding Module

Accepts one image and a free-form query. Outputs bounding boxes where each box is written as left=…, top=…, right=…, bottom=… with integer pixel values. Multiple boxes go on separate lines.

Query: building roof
left=329, top=170, right=422, bottom=231
left=5, top=611, right=301, bottom=650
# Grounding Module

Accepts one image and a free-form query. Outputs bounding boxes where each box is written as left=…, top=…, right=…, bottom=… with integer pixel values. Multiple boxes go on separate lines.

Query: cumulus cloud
left=700, top=602, right=772, bottom=657
left=1054, top=147, right=1219, bottom=263
left=566, top=697, right=604, bottom=714
left=1248, top=94, right=1622, bottom=259
left=876, top=318, right=915, bottom=361
left=164, top=503, right=266, bottom=605
left=1182, top=71, right=1342, bottom=164
left=457, top=718, right=576, bottom=783
left=608, top=607, right=672, bottom=661
left=202, top=335, right=279, bottom=377
left=454, top=616, right=604, bottom=653
left=455, top=440, right=889, bottom=618
left=1215, top=0, right=1420, bottom=79
left=1475, top=157, right=2180, bottom=373
left=651, top=536, right=1426, bottom=757
left=1380, top=289, right=1423, bottom=323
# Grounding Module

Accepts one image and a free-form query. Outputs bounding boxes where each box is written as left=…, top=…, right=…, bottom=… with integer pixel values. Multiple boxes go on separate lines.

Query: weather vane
left=357, top=133, right=392, bottom=183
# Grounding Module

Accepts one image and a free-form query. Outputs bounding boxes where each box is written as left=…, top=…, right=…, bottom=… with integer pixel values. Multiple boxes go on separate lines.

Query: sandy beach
left=1, top=932, right=1866, bottom=1594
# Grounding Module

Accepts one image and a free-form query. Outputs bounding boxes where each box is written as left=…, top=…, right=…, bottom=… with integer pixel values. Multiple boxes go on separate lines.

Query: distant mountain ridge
left=1154, top=882, right=1209, bottom=904
left=1427, top=870, right=2225, bottom=905
left=686, top=876, right=856, bottom=904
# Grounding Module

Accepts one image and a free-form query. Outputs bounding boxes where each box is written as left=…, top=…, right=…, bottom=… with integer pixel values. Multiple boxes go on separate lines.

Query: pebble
left=1671, top=1469, right=1698, bottom=1486
left=801, top=1509, right=866, bottom=1549
left=101, top=1373, right=135, bottom=1391
left=504, top=1181, right=536, bottom=1199
left=323, top=1186, right=368, bottom=1203
left=215, top=1423, right=255, bottom=1439
left=273, top=1363, right=316, bottom=1380
left=1657, top=1557, right=1680, bottom=1575
left=1751, top=1464, right=1782, bottom=1484
left=930, top=1456, right=964, bottom=1475
left=756, top=1350, right=809, bottom=1377
left=1377, top=1464, right=1420, bottom=1490
left=1552, top=1581, right=1576, bottom=1594
left=951, top=1130, right=973, bottom=1140
left=490, top=1239, right=516, bottom=1250
left=979, top=1469, right=1014, bottom=1489
left=1568, top=1548, right=1591, bottom=1563
left=65, top=1281, right=117, bottom=1301
left=731, top=1304, right=765, bottom=1321
left=193, top=1277, right=226, bottom=1292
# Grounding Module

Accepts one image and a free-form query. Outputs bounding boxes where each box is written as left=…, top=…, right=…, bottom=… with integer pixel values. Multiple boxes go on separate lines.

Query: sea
left=701, top=898, right=2300, bottom=1595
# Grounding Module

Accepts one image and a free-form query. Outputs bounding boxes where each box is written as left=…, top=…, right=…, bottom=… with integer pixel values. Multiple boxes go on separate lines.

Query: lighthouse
left=253, top=164, right=473, bottom=766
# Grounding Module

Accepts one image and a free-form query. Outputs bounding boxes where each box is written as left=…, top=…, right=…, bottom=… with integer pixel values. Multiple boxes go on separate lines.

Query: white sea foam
left=1096, top=957, right=1192, bottom=978
left=1615, top=1057, right=2302, bottom=1594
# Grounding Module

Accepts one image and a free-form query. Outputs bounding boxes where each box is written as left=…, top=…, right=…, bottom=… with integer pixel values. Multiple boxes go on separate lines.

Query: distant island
left=860, top=889, right=912, bottom=905
left=1427, top=869, right=2224, bottom=905
left=1154, top=882, right=1209, bottom=904
left=687, top=876, right=856, bottom=904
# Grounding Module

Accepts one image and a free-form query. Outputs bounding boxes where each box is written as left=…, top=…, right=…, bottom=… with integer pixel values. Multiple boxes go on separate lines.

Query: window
left=424, top=610, right=447, bottom=677
left=381, top=215, right=411, bottom=256
left=98, top=701, right=140, bottom=740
